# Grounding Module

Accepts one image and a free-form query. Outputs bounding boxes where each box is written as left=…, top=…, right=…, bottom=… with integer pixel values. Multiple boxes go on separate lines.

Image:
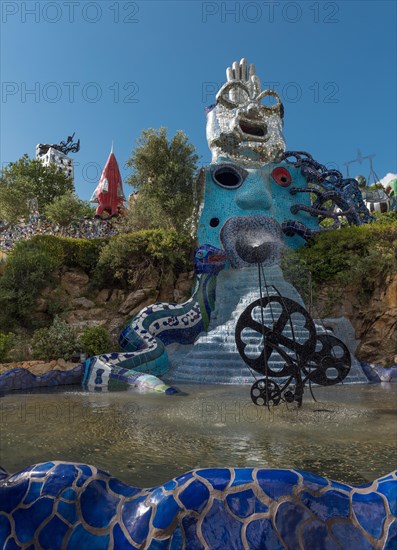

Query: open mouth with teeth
left=238, top=119, right=268, bottom=138
left=220, top=216, right=284, bottom=268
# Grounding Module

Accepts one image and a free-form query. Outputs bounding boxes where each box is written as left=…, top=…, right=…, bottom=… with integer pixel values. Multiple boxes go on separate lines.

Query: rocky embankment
left=2, top=267, right=395, bottom=374
left=32, top=267, right=195, bottom=339
left=316, top=273, right=397, bottom=365
left=0, top=359, right=76, bottom=376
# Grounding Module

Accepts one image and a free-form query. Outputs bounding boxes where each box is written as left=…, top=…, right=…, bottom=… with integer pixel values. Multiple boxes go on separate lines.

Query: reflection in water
left=1, top=383, right=396, bottom=486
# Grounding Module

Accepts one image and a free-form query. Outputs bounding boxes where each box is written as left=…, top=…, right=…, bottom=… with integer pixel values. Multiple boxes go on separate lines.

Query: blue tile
left=257, top=469, right=299, bottom=500
left=122, top=496, right=152, bottom=545
left=230, top=468, right=254, bottom=487
left=378, top=474, right=394, bottom=482
left=0, top=478, right=29, bottom=513
left=179, top=480, right=210, bottom=513
left=330, top=523, right=374, bottom=550
left=66, top=524, right=110, bottom=550
left=153, top=495, right=180, bottom=529
left=275, top=501, right=311, bottom=549
left=0, top=515, right=11, bottom=545
left=175, top=472, right=193, bottom=486
left=148, top=538, right=171, bottom=549
left=246, top=518, right=283, bottom=550
left=385, top=520, right=397, bottom=550
left=109, top=478, right=141, bottom=498
left=377, top=481, right=397, bottom=516
left=60, top=488, right=77, bottom=500
left=76, top=465, right=93, bottom=487
left=58, top=500, right=78, bottom=525
left=38, top=515, right=69, bottom=549
left=32, top=462, right=55, bottom=476
left=23, top=482, right=43, bottom=504
left=4, top=538, right=20, bottom=550
left=112, top=523, right=134, bottom=548
left=162, top=480, right=177, bottom=491
left=13, top=498, right=54, bottom=544
left=42, top=465, right=78, bottom=497
left=298, top=470, right=329, bottom=491
left=352, top=491, right=386, bottom=539
left=301, top=490, right=350, bottom=521
left=301, top=520, right=338, bottom=550
left=197, top=469, right=231, bottom=491
left=80, top=480, right=120, bottom=528
left=201, top=499, right=244, bottom=550
left=330, top=480, right=352, bottom=492
left=226, top=489, right=268, bottom=518
left=180, top=516, right=204, bottom=550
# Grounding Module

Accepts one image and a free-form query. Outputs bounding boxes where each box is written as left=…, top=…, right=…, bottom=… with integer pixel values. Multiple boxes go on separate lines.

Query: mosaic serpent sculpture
left=360, top=361, right=397, bottom=383
left=82, top=245, right=226, bottom=391
left=0, top=461, right=396, bottom=549
left=0, top=365, right=82, bottom=394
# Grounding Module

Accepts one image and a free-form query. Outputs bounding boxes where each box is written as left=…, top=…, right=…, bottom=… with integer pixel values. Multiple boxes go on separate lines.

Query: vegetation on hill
left=279, top=213, right=397, bottom=302
left=122, top=128, right=200, bottom=233
left=294, top=216, right=397, bottom=298
left=45, top=191, right=95, bottom=226
left=0, top=230, right=194, bottom=334
left=0, top=154, right=74, bottom=222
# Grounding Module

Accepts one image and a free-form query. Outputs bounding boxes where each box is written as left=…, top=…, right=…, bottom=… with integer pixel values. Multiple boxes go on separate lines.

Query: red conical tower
left=91, top=145, right=125, bottom=217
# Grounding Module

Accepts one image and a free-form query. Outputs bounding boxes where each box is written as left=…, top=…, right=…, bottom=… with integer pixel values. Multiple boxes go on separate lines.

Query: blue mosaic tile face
left=197, top=160, right=319, bottom=257
left=0, top=462, right=396, bottom=549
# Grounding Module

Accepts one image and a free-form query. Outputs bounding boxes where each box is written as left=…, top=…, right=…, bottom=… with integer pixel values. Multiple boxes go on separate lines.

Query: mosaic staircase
left=166, top=266, right=367, bottom=385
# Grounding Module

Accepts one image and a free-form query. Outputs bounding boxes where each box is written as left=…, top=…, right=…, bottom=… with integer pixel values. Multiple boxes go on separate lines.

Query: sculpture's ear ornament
left=256, top=89, right=284, bottom=118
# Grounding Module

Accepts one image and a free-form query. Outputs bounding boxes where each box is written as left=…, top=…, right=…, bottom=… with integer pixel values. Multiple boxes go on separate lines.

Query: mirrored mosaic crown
left=206, top=58, right=286, bottom=165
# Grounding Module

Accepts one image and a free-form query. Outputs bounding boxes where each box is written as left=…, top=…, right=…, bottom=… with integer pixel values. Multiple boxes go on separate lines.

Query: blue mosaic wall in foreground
left=0, top=462, right=396, bottom=549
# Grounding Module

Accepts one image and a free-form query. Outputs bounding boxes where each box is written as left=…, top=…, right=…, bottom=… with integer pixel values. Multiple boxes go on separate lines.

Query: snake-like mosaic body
left=82, top=245, right=226, bottom=391
left=0, top=462, right=396, bottom=549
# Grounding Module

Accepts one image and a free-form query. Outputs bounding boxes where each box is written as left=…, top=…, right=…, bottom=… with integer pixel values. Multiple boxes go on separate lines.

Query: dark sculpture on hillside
left=36, top=132, right=80, bottom=156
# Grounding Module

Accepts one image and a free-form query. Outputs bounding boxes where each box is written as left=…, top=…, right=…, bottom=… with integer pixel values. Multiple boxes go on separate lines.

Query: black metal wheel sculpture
left=251, top=379, right=282, bottom=406
left=235, top=295, right=351, bottom=407
left=235, top=296, right=317, bottom=376
left=301, top=334, right=351, bottom=386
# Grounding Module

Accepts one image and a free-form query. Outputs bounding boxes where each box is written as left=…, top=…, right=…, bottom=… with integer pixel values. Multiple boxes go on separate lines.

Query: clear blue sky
left=1, top=0, right=396, bottom=200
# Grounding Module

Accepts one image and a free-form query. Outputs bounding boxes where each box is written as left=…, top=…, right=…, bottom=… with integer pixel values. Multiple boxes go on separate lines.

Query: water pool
left=1, top=383, right=396, bottom=487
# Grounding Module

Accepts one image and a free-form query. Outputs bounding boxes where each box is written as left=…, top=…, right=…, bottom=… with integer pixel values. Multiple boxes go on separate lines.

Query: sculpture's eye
left=212, top=165, right=247, bottom=189
left=271, top=167, right=292, bottom=187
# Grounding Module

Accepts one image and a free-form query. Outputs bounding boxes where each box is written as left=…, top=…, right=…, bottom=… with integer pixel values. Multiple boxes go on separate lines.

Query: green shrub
left=31, top=316, right=78, bottom=360
left=45, top=192, right=95, bottom=226
left=372, top=211, right=397, bottom=224
left=94, top=229, right=194, bottom=289
left=29, top=235, right=104, bottom=273
left=0, top=332, right=14, bottom=362
left=296, top=222, right=397, bottom=297
left=0, top=240, right=63, bottom=330
left=78, top=326, right=114, bottom=357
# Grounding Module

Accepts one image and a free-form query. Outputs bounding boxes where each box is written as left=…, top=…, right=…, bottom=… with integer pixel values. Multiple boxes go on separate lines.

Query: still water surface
left=1, top=383, right=396, bottom=487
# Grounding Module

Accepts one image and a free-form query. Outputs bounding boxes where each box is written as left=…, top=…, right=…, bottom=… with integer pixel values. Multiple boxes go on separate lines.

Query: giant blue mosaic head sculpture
left=199, top=59, right=372, bottom=269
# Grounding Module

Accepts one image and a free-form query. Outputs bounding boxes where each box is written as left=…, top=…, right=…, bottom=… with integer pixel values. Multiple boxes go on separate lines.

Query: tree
left=45, top=192, right=95, bottom=226
left=0, top=154, right=74, bottom=222
left=124, top=128, right=199, bottom=232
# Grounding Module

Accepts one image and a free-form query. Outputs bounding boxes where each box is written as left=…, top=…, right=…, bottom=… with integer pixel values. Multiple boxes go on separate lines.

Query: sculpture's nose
left=235, top=173, right=272, bottom=211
